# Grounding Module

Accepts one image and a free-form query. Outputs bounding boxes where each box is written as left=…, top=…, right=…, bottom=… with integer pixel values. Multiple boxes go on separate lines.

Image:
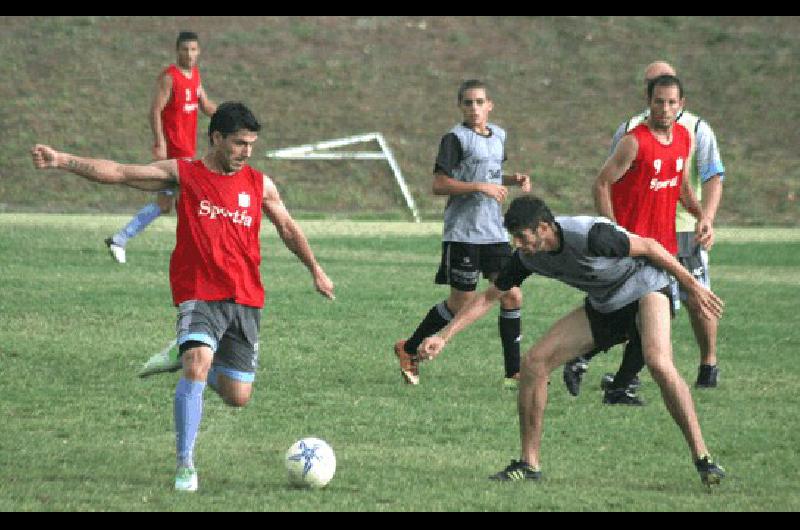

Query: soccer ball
left=285, top=437, right=336, bottom=488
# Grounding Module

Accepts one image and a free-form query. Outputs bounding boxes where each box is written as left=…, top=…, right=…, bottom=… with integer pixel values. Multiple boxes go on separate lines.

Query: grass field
left=1, top=214, right=799, bottom=511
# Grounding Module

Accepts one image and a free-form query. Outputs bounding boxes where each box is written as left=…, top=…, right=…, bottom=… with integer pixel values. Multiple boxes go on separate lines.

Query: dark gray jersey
left=436, top=123, right=508, bottom=244
left=495, top=216, right=670, bottom=313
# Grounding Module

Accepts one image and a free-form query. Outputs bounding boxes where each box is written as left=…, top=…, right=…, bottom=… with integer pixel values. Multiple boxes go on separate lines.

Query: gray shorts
left=669, top=232, right=711, bottom=312
left=176, top=300, right=261, bottom=382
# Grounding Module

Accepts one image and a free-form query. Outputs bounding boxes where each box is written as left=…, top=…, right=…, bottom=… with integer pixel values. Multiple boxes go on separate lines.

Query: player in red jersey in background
left=564, top=62, right=727, bottom=396
left=32, top=102, right=335, bottom=492
left=581, top=75, right=713, bottom=405
left=600, top=76, right=706, bottom=256
left=105, top=31, right=217, bottom=264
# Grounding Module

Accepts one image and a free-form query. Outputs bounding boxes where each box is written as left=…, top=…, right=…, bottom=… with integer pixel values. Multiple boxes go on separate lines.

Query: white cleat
left=104, top=238, right=126, bottom=264
left=139, top=340, right=181, bottom=378
left=174, top=466, right=198, bottom=492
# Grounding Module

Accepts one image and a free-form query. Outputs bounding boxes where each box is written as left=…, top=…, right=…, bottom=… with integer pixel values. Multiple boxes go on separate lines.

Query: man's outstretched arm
left=31, top=144, right=178, bottom=191
left=419, top=284, right=504, bottom=360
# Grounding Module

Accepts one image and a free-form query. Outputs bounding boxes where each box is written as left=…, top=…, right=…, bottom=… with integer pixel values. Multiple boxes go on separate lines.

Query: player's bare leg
left=687, top=302, right=720, bottom=386
left=156, top=191, right=174, bottom=214
left=212, top=373, right=252, bottom=408
left=638, top=292, right=707, bottom=458
left=639, top=291, right=725, bottom=485
left=517, top=306, right=595, bottom=469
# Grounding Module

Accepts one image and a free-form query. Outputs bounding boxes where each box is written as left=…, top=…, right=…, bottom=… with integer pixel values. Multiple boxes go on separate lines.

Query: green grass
left=1, top=16, right=799, bottom=225
left=1, top=215, right=799, bottom=511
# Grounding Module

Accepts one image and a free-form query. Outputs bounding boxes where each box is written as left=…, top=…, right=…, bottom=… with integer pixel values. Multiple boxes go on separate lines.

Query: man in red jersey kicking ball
left=32, top=102, right=335, bottom=492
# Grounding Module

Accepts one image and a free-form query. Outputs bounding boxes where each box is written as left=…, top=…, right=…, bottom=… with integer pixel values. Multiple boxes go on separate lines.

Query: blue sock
left=207, top=366, right=219, bottom=393
left=174, top=378, right=206, bottom=469
left=112, top=203, right=162, bottom=247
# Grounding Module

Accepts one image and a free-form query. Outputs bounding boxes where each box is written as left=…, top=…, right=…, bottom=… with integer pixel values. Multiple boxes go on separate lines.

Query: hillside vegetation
left=1, top=16, right=797, bottom=225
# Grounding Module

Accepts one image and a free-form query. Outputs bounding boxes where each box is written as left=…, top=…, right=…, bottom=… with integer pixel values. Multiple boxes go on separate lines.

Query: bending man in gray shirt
left=420, top=195, right=726, bottom=487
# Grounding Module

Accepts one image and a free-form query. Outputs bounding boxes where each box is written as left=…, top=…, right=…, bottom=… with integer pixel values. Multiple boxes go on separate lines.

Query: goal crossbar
left=265, top=132, right=420, bottom=222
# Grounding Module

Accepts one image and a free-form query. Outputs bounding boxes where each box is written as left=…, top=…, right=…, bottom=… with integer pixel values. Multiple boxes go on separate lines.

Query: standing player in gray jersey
left=564, top=61, right=726, bottom=398
left=394, top=79, right=531, bottom=388
left=419, top=196, right=726, bottom=486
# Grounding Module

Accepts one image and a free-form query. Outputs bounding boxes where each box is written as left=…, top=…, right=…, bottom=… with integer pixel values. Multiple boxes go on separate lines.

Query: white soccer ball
left=285, top=437, right=336, bottom=488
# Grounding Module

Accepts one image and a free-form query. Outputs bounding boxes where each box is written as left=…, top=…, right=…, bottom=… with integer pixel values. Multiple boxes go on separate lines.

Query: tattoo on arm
left=66, top=159, right=96, bottom=176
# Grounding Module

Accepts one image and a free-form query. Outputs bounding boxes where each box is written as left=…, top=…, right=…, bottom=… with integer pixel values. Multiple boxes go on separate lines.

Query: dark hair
left=457, top=79, right=489, bottom=103
left=647, top=74, right=683, bottom=101
left=176, top=31, right=199, bottom=48
left=208, top=102, right=261, bottom=143
left=504, top=195, right=555, bottom=234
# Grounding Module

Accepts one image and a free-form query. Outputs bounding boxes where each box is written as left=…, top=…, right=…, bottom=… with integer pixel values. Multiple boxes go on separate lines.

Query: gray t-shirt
left=435, top=123, right=508, bottom=244
left=495, top=216, right=670, bottom=313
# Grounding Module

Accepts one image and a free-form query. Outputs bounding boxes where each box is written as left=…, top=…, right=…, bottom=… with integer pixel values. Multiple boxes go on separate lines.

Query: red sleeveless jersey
left=612, top=122, right=691, bottom=255
left=161, top=65, right=201, bottom=159
left=170, top=160, right=265, bottom=308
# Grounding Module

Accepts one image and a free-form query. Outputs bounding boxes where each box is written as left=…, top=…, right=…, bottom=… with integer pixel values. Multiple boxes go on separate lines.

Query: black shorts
left=585, top=287, right=673, bottom=352
left=435, top=241, right=514, bottom=292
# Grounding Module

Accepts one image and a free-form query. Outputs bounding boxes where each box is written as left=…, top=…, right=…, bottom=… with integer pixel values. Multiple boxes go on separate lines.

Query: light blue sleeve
left=609, top=121, right=627, bottom=156
left=694, top=120, right=726, bottom=182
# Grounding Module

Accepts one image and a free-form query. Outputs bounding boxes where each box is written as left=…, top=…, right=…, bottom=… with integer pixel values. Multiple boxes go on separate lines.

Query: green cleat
left=139, top=339, right=182, bottom=378
left=174, top=466, right=198, bottom=492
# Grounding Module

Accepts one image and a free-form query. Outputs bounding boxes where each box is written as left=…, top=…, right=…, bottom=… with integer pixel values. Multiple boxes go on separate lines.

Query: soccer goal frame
left=265, top=132, right=420, bottom=223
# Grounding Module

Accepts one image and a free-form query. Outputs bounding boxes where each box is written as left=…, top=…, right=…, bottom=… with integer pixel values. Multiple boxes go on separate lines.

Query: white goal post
left=264, top=132, right=420, bottom=223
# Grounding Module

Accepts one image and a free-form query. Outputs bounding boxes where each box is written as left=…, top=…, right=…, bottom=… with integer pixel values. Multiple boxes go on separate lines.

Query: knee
left=521, top=349, right=548, bottom=378
left=157, top=196, right=173, bottom=214
left=446, top=291, right=474, bottom=314
left=223, top=390, right=252, bottom=408
left=646, top=357, right=676, bottom=385
left=183, top=356, right=212, bottom=381
left=500, top=287, right=523, bottom=309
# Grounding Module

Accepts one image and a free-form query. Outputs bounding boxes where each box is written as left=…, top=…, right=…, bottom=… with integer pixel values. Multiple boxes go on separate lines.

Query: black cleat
left=600, top=372, right=641, bottom=392
left=489, top=460, right=542, bottom=482
left=602, top=388, right=645, bottom=406
left=695, top=455, right=725, bottom=486
left=695, top=364, right=719, bottom=388
left=563, top=356, right=588, bottom=396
